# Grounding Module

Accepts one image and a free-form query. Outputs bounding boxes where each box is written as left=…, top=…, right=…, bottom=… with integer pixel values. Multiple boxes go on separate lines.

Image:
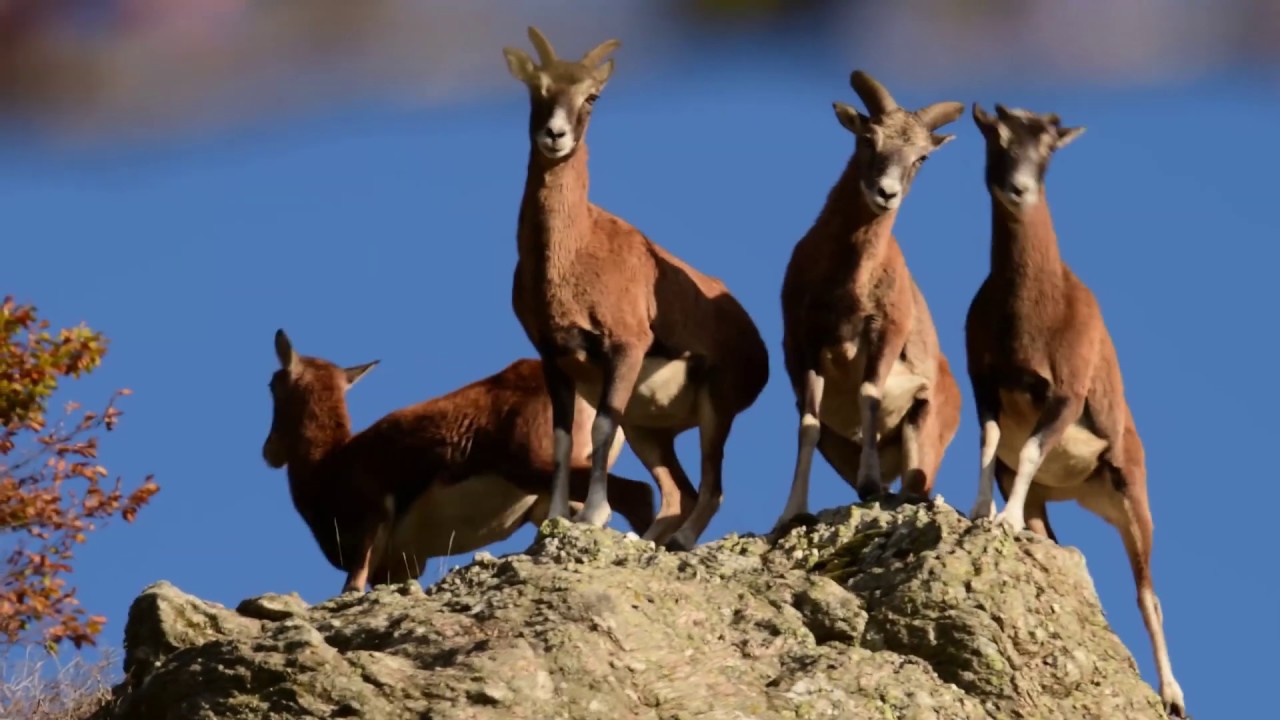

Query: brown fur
left=966, top=103, right=1184, bottom=717
left=262, top=329, right=656, bottom=595
left=502, top=27, right=769, bottom=550
left=774, top=71, right=963, bottom=530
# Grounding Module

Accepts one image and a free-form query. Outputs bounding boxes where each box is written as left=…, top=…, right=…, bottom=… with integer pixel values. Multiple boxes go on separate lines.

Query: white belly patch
left=381, top=474, right=538, bottom=578
left=575, top=357, right=700, bottom=428
left=817, top=342, right=928, bottom=441
left=995, top=390, right=1109, bottom=487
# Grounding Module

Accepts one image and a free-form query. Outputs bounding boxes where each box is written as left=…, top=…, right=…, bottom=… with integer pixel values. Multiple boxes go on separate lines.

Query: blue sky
left=2, top=43, right=1274, bottom=717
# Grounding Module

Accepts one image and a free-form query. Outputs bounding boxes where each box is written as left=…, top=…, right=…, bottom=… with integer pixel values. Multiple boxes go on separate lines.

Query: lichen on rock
left=94, top=499, right=1169, bottom=719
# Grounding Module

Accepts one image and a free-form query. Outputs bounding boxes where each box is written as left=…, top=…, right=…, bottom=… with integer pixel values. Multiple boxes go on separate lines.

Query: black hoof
left=662, top=537, right=692, bottom=553
left=898, top=492, right=932, bottom=506
left=854, top=483, right=889, bottom=503
left=772, top=512, right=819, bottom=537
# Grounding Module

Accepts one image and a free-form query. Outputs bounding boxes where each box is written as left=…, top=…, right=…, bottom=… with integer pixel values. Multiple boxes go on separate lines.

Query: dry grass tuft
left=0, top=646, right=119, bottom=720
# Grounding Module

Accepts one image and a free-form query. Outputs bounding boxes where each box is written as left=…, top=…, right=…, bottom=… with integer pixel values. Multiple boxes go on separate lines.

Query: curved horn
left=849, top=70, right=898, bottom=116
left=915, top=101, right=965, bottom=131
left=581, top=38, right=621, bottom=68
left=527, top=26, right=558, bottom=66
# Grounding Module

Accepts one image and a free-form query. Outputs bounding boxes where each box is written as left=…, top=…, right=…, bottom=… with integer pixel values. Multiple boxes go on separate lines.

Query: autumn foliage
left=0, top=296, right=158, bottom=650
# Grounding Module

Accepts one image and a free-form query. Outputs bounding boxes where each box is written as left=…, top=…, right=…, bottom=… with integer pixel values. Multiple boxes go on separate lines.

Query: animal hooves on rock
left=662, top=537, right=692, bottom=553
left=771, top=512, right=819, bottom=538
left=570, top=508, right=611, bottom=527
left=782, top=512, right=819, bottom=531
left=855, top=485, right=887, bottom=503
left=994, top=518, right=1025, bottom=535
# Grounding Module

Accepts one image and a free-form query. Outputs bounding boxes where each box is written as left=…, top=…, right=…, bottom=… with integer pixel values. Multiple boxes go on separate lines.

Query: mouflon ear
left=343, top=360, right=379, bottom=388
left=503, top=47, right=537, bottom=83
left=592, top=59, right=615, bottom=88
left=833, top=102, right=868, bottom=135
left=1053, top=125, right=1086, bottom=150
left=971, top=102, right=1011, bottom=145
left=275, top=329, right=301, bottom=375
left=581, top=38, right=620, bottom=68
left=972, top=102, right=995, bottom=129
left=931, top=132, right=957, bottom=150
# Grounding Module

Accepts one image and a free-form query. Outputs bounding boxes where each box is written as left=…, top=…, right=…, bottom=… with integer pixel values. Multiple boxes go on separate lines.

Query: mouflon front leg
left=576, top=342, right=647, bottom=527
left=541, top=357, right=578, bottom=521
left=776, top=369, right=825, bottom=531
left=995, top=391, right=1085, bottom=533
left=855, top=318, right=909, bottom=499
left=968, top=371, right=1002, bottom=521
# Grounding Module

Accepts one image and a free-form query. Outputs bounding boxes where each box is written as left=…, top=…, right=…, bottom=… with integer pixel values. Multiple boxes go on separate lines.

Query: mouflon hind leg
left=626, top=426, right=697, bottom=544
left=899, top=396, right=942, bottom=503
left=664, top=386, right=733, bottom=552
left=1077, top=461, right=1185, bottom=717
left=814, top=427, right=867, bottom=505
left=340, top=527, right=379, bottom=595
left=604, top=473, right=658, bottom=537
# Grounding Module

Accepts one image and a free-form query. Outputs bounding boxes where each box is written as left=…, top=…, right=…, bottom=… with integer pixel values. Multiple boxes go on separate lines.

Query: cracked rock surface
left=94, top=500, right=1169, bottom=719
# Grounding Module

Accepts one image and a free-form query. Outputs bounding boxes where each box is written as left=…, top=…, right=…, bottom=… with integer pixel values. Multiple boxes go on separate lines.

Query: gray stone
left=236, top=592, right=309, bottom=622
left=94, top=500, right=1169, bottom=720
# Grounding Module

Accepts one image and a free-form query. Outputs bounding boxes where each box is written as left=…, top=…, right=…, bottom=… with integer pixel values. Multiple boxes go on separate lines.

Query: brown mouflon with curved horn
left=501, top=26, right=769, bottom=550
left=774, top=69, right=964, bottom=531
left=966, top=102, right=1185, bottom=717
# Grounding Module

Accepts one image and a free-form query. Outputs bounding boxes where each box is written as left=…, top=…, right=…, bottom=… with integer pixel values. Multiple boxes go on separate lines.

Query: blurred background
left=2, top=0, right=1277, bottom=140
left=2, top=0, right=1277, bottom=717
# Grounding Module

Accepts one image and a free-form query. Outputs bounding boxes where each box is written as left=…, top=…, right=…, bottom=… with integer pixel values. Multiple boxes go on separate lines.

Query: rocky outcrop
left=94, top=499, right=1169, bottom=719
